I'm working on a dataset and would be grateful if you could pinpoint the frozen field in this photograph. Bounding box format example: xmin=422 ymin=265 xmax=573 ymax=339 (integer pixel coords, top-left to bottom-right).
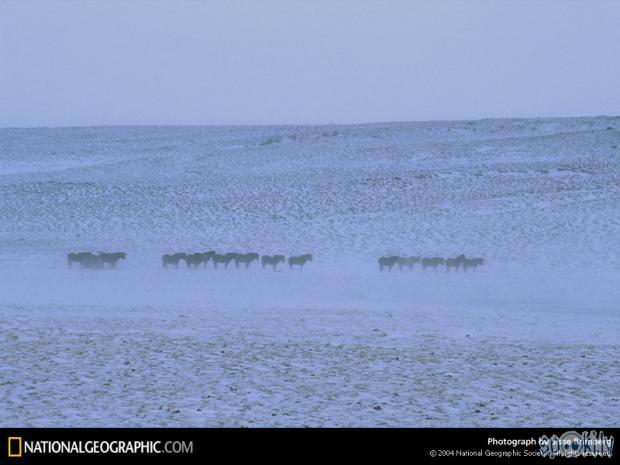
xmin=1 ymin=117 xmax=619 ymax=426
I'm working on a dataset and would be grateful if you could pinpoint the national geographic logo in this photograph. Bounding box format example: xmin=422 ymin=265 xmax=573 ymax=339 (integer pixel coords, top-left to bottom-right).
xmin=4 ymin=436 xmax=193 ymax=457
xmin=8 ymin=436 xmax=23 ymax=458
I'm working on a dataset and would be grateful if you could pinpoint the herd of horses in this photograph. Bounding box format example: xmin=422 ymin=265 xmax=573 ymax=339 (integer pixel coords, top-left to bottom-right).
xmin=162 ymin=252 xmax=313 ymax=270
xmin=66 ymin=251 xmax=485 ymax=272
xmin=378 ymin=254 xmax=484 ymax=272
xmin=65 ymin=251 xmax=312 ymax=270
xmin=67 ymin=251 xmax=126 ymax=269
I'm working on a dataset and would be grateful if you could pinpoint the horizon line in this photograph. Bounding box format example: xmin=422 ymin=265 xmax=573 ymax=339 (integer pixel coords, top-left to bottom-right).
xmin=2 ymin=113 xmax=619 ymax=131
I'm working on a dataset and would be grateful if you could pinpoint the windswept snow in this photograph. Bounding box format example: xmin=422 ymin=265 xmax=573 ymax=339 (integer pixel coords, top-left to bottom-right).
xmin=1 ymin=117 xmax=619 ymax=426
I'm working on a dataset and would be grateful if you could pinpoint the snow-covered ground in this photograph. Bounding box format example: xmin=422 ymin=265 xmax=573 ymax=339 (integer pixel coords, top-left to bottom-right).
xmin=1 ymin=117 xmax=619 ymax=426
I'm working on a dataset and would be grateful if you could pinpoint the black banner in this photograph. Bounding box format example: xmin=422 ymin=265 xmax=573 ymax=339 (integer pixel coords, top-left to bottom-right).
xmin=0 ymin=428 xmax=616 ymax=464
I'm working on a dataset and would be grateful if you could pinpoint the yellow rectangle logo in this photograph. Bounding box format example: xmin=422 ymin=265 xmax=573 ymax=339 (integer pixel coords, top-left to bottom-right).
xmin=8 ymin=436 xmax=23 ymax=458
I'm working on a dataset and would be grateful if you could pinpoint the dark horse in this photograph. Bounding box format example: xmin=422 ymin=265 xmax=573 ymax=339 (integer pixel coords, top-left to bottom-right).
xmin=445 ymin=254 xmax=465 ymax=272
xmin=462 ymin=257 xmax=484 ymax=272
xmin=261 ymin=255 xmax=285 ymax=270
xmin=67 ymin=252 xmax=93 ymax=267
xmin=81 ymin=254 xmax=104 ymax=269
xmin=397 ymin=256 xmax=420 ymax=271
xmin=185 ymin=253 xmax=205 ymax=268
xmin=201 ymin=250 xmax=216 ymax=267
xmin=234 ymin=252 xmax=260 ymax=269
xmin=99 ymin=252 xmax=126 ymax=268
xmin=162 ymin=253 xmax=186 ymax=268
xmin=288 ymin=254 xmax=312 ymax=270
xmin=378 ymin=256 xmax=399 ymax=271
xmin=422 ymin=257 xmax=445 ymax=271
xmin=212 ymin=252 xmax=236 ymax=269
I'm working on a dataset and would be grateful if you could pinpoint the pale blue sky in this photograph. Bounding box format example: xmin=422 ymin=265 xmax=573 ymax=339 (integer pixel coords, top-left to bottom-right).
xmin=1 ymin=0 xmax=619 ymax=127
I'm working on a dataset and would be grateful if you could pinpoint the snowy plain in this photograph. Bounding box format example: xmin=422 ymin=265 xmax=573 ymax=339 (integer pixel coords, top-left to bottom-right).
xmin=0 ymin=117 xmax=619 ymax=426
